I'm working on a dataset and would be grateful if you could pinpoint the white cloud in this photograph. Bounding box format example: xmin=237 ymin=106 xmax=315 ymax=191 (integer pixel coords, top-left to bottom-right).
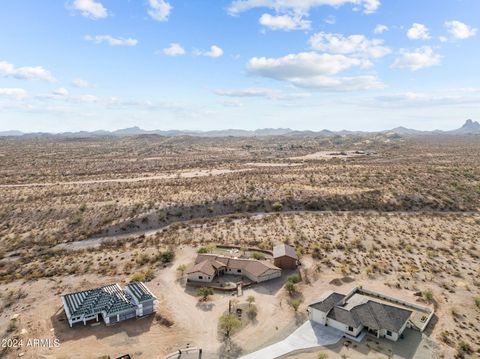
xmin=0 ymin=88 xmax=27 ymax=100
xmin=220 ymin=99 xmax=243 ymax=107
xmin=53 ymin=88 xmax=69 ymax=97
xmin=72 ymin=79 xmax=91 ymax=88
xmin=374 ymin=24 xmax=388 ymax=34
xmin=0 ymin=61 xmax=56 ymax=82
xmin=287 ymin=75 xmax=383 ymax=91
xmin=439 ymin=36 xmax=448 ymax=43
xmin=324 ymin=15 xmax=336 ymax=25
xmin=194 ymin=45 xmax=224 ymax=58
xmin=148 ymin=0 xmax=172 ymax=22
xmin=163 ymin=43 xmax=186 ymax=56
xmin=228 ymin=0 xmax=380 ymax=16
xmin=407 ymin=23 xmax=430 ymax=40
xmin=214 ymin=87 xmax=310 ymax=100
xmin=247 ymin=52 xmax=381 ymax=91
xmin=76 ymin=94 xmax=98 ymax=103
xmin=259 ymin=13 xmax=311 ymax=31
xmin=445 ymin=20 xmax=477 ymax=40
xmin=368 ymin=89 xmax=480 ymax=108
xmin=71 ymin=0 xmax=108 ymax=19
xmin=84 ymin=35 xmax=138 ymax=46
xmin=309 ymin=32 xmax=391 ymax=58
xmin=391 ymin=46 xmax=441 ymax=71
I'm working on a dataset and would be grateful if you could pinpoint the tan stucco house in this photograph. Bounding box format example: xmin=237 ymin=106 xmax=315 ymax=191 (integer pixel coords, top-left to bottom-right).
xmin=186 ymin=254 xmax=281 ymax=283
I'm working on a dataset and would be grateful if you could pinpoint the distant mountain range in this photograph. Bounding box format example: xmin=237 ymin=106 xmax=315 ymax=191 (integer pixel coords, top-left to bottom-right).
xmin=1 ymin=120 xmax=479 ymax=139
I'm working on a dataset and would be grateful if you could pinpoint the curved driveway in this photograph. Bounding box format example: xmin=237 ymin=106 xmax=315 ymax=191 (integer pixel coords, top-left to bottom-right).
xmin=239 ymin=320 xmax=343 ymax=359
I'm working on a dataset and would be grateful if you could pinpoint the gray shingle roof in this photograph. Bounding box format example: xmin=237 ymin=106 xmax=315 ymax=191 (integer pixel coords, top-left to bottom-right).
xmin=273 ymin=244 xmax=297 ymax=259
xmin=353 ymin=301 xmax=412 ymax=332
xmin=327 ymin=307 xmax=360 ymax=327
xmin=309 ymin=292 xmax=346 ymax=313
xmin=310 ymin=291 xmax=412 ymax=333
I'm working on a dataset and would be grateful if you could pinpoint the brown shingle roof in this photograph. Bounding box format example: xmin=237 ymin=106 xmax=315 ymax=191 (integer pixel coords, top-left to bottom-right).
xmin=188 ymin=254 xmax=280 ymax=278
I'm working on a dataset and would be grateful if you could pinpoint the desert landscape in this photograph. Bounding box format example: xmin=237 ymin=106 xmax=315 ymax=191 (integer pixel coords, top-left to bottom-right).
xmin=0 ymin=133 xmax=479 ymax=359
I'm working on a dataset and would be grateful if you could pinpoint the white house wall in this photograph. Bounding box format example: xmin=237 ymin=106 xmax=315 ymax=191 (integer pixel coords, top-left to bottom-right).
xmin=309 ymin=308 xmax=327 ymax=325
xmin=256 ymin=269 xmax=281 ymax=282
xmin=187 ymin=272 xmax=214 ymax=282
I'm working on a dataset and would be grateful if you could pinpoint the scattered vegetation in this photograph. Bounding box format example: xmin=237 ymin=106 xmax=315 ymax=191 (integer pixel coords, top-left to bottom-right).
xmin=197 ymin=287 xmax=214 ymax=301
xmin=218 ymin=313 xmax=242 ymax=339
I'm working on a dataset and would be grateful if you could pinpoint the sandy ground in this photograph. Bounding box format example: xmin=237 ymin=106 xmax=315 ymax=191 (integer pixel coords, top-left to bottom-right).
xmin=0 ymin=247 xmax=298 ymax=359
xmin=0 ymin=168 xmax=250 ymax=188
xmin=0 ymin=244 xmax=464 ymax=359
xmin=289 ymin=151 xmax=368 ymax=161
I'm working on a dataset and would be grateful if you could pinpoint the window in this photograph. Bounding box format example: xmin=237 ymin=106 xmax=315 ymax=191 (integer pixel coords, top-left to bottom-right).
xmin=386 ymin=330 xmax=392 ymax=336
xmin=237 ymin=269 xmax=241 ymax=273
xmin=199 ymin=276 xmax=203 ymax=279
xmin=348 ymin=326 xmax=354 ymax=332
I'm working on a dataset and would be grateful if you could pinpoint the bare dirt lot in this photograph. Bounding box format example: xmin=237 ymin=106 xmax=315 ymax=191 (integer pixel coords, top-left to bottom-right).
xmin=1 ymin=134 xmax=479 ymax=358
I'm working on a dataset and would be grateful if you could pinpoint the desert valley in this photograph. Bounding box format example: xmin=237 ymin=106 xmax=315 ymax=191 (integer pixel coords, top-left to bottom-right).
xmin=0 ymin=128 xmax=479 ymax=359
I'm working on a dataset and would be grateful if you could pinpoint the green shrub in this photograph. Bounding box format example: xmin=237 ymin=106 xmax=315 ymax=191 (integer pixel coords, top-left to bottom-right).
xmin=251 ymin=252 xmax=265 ymax=260
xmin=285 ymin=282 xmax=296 ymax=296
xmin=272 ymin=202 xmax=283 ymax=212
xmin=197 ymin=287 xmax=214 ymax=301
xmin=159 ymin=250 xmax=175 ymax=263
xmin=287 ymin=274 xmax=300 ymax=284
xmin=289 ymin=298 xmax=302 ymax=312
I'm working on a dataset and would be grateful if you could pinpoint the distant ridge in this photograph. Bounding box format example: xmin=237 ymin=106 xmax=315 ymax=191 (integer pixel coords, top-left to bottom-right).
xmin=1 ymin=120 xmax=479 ymax=138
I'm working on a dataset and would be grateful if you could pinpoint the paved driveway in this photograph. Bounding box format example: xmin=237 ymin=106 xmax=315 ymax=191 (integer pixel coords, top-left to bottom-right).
xmin=240 ymin=321 xmax=343 ymax=359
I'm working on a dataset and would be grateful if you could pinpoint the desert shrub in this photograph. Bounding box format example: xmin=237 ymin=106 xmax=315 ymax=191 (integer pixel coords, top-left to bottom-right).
xmin=285 ymin=282 xmax=296 ymax=296
xmin=130 ymin=268 xmax=155 ymax=282
xmin=218 ymin=313 xmax=241 ymax=338
xmin=272 ymin=202 xmax=283 ymax=212
xmin=287 ymin=274 xmax=300 ymax=284
xmin=423 ymin=289 xmax=433 ymax=302
xmin=159 ymin=250 xmax=175 ymax=263
xmin=197 ymin=245 xmax=215 ymax=254
xmin=251 ymin=252 xmax=265 ymax=260
xmin=176 ymin=264 xmax=187 ymax=276
xmin=197 ymin=287 xmax=214 ymax=301
xmin=474 ymin=296 xmax=480 ymax=308
xmin=130 ymin=271 xmax=146 ymax=282
xmin=289 ymin=298 xmax=302 ymax=312
xmin=247 ymin=304 xmax=258 ymax=319
xmin=135 ymin=252 xmax=150 ymax=266
xmin=456 ymin=341 xmax=472 ymax=358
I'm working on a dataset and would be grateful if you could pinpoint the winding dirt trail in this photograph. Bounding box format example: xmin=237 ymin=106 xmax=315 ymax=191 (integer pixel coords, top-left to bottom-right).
xmin=52 ymin=210 xmax=479 ymax=252
xmin=0 ymin=168 xmax=251 ymax=188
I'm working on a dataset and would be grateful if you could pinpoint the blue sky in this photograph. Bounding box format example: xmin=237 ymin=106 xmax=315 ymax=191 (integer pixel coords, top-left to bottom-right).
xmin=0 ymin=0 xmax=479 ymax=132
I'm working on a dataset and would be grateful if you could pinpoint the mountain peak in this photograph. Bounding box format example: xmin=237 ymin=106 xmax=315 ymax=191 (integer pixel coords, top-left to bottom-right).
xmin=462 ymin=119 xmax=479 ymax=127
xmin=455 ymin=119 xmax=480 ymax=133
